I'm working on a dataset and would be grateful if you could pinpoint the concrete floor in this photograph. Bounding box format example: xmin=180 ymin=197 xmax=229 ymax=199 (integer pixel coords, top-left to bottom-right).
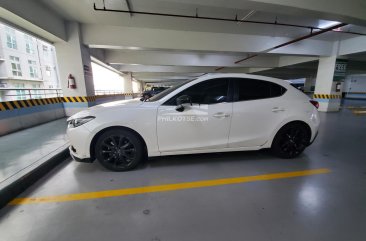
xmin=0 ymin=104 xmax=366 ymax=241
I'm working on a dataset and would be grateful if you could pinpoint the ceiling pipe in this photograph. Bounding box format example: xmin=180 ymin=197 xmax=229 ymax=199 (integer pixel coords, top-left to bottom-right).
xmin=93 ymin=3 xmax=365 ymax=36
xmin=125 ymin=0 xmax=133 ymax=17
xmin=237 ymin=10 xmax=256 ymax=25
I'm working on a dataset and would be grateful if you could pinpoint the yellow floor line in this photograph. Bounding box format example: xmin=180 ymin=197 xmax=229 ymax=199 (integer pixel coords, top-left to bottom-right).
xmin=352 ymin=110 xmax=366 ymax=115
xmin=9 ymin=168 xmax=330 ymax=205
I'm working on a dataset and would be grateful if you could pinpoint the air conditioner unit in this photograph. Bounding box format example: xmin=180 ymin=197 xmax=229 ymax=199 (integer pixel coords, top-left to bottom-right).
xmin=0 ymin=80 xmax=8 ymax=88
xmin=0 ymin=81 xmax=7 ymax=88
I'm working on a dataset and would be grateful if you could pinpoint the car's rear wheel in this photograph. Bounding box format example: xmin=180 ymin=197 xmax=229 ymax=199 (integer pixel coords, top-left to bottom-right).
xmin=271 ymin=122 xmax=311 ymax=158
xmin=95 ymin=129 xmax=144 ymax=171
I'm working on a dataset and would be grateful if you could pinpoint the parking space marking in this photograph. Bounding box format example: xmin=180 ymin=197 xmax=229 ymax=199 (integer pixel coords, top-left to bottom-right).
xmin=9 ymin=168 xmax=330 ymax=205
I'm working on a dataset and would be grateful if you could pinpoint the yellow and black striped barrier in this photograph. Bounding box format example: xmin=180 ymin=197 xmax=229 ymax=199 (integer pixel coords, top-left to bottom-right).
xmin=0 ymin=97 xmax=62 ymax=111
xmin=61 ymin=96 xmax=96 ymax=103
xmin=0 ymin=93 xmax=137 ymax=111
xmin=313 ymin=94 xmax=342 ymax=99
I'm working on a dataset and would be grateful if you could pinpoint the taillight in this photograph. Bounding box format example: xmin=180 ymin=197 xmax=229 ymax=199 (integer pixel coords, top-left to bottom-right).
xmin=310 ymin=100 xmax=319 ymax=109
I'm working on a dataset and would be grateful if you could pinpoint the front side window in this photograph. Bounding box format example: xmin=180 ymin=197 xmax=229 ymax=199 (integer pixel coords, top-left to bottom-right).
xmin=6 ymin=27 xmax=17 ymax=49
xmin=164 ymin=78 xmax=229 ymax=105
xmin=28 ymin=60 xmax=38 ymax=78
xmin=235 ymin=78 xmax=286 ymax=101
xmin=10 ymin=56 xmax=22 ymax=77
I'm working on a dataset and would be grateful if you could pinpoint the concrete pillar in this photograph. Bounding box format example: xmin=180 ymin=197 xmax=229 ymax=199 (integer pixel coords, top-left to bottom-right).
xmin=124 ymin=74 xmax=133 ymax=99
xmin=314 ymin=56 xmax=342 ymax=112
xmin=54 ymin=22 xmax=95 ymax=115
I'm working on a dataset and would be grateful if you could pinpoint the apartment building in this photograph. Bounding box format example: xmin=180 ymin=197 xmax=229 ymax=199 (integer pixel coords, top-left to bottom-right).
xmin=0 ymin=22 xmax=60 ymax=101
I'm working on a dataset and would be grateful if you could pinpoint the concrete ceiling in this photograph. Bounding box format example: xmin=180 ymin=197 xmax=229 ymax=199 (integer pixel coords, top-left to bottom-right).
xmin=3 ymin=0 xmax=366 ymax=85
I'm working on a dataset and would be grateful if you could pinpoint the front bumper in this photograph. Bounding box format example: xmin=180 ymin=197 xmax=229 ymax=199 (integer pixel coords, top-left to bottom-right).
xmin=67 ymin=124 xmax=92 ymax=160
xmin=308 ymin=131 xmax=318 ymax=146
xmin=69 ymin=146 xmax=93 ymax=163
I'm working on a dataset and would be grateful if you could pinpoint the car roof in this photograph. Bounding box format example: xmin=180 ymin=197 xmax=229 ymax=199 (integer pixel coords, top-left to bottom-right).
xmin=196 ymin=73 xmax=289 ymax=86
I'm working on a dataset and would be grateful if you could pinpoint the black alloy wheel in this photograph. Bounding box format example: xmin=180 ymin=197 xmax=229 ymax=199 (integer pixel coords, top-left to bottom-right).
xmin=271 ymin=123 xmax=310 ymax=158
xmin=95 ymin=129 xmax=144 ymax=171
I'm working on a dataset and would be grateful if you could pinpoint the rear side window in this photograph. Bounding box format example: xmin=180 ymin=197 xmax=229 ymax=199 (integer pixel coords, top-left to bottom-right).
xmin=235 ymin=78 xmax=286 ymax=101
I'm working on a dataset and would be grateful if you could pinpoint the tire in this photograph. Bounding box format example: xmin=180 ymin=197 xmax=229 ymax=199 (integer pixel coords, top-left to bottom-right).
xmin=271 ymin=122 xmax=311 ymax=159
xmin=95 ymin=129 xmax=145 ymax=171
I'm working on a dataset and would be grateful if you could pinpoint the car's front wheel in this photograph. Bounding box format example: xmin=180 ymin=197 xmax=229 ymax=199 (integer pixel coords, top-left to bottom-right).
xmin=271 ymin=122 xmax=311 ymax=158
xmin=95 ymin=129 xmax=145 ymax=171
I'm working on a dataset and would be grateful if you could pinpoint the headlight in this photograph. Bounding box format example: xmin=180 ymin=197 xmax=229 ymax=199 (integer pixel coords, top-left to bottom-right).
xmin=68 ymin=116 xmax=95 ymax=128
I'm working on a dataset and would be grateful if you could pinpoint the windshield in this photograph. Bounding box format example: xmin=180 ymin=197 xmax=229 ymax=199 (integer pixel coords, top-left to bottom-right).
xmin=146 ymin=79 xmax=194 ymax=102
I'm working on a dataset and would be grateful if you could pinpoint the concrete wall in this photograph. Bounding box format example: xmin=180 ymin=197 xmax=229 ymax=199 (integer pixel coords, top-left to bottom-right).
xmin=0 ymin=92 xmax=141 ymax=136
xmin=63 ymin=93 xmax=141 ymax=117
xmin=0 ymin=103 xmax=65 ymax=136
xmin=344 ymin=74 xmax=366 ymax=99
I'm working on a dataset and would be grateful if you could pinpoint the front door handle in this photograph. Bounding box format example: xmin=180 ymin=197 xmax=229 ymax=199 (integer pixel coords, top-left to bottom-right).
xmin=213 ymin=112 xmax=230 ymax=118
xmin=272 ymin=107 xmax=285 ymax=112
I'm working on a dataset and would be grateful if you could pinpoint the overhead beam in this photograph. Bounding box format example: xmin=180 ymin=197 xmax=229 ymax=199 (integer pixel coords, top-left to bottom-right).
xmin=278 ymin=56 xmax=318 ymax=67
xmin=83 ymin=24 xmax=334 ymax=56
xmin=248 ymin=55 xmax=319 ymax=77
xmin=115 ymin=65 xmax=250 ymax=73
xmin=0 ymin=0 xmax=66 ymax=42
xmin=246 ymin=0 xmax=366 ymax=26
xmin=105 ymin=50 xmax=279 ymax=67
xmin=338 ymin=36 xmax=366 ymax=56
xmin=163 ymin=0 xmax=366 ymax=26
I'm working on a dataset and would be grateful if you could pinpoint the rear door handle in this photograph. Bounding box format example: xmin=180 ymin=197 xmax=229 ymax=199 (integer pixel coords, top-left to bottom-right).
xmin=213 ymin=112 xmax=230 ymax=118
xmin=272 ymin=107 xmax=285 ymax=112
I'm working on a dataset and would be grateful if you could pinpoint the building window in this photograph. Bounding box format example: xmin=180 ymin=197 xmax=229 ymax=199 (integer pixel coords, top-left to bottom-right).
xmin=43 ymin=45 xmax=48 ymax=56
xmin=10 ymin=56 xmax=22 ymax=77
xmin=15 ymin=83 xmax=26 ymax=100
xmin=6 ymin=27 xmax=17 ymax=49
xmin=45 ymin=66 xmax=51 ymax=76
xmin=25 ymin=35 xmax=35 ymax=54
xmin=28 ymin=60 xmax=38 ymax=78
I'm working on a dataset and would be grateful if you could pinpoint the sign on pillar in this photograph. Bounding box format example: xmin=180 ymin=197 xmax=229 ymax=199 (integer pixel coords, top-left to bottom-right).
xmin=333 ymin=59 xmax=348 ymax=82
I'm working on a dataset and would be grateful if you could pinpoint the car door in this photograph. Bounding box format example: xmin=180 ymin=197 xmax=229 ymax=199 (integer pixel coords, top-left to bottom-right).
xmin=228 ymin=78 xmax=288 ymax=147
xmin=157 ymin=78 xmax=233 ymax=153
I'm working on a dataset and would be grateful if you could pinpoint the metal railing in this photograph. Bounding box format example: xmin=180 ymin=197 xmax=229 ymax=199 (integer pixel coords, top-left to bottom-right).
xmin=0 ymin=88 xmax=63 ymax=102
xmin=94 ymin=90 xmax=127 ymax=95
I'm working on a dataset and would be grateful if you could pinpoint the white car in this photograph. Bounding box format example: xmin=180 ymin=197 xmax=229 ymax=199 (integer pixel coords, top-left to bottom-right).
xmin=67 ymin=74 xmax=320 ymax=171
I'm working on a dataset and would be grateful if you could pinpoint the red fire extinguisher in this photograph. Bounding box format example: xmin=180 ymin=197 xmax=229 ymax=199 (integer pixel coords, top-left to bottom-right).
xmin=68 ymin=74 xmax=76 ymax=89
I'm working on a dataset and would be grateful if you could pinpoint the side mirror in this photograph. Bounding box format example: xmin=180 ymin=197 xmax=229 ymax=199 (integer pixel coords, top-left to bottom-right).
xmin=175 ymin=95 xmax=192 ymax=112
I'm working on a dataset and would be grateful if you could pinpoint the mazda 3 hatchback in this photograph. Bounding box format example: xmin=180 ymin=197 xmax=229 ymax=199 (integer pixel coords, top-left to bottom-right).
xmin=67 ymin=74 xmax=320 ymax=171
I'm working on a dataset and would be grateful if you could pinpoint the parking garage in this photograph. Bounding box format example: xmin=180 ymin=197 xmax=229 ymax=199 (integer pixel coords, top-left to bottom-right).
xmin=0 ymin=0 xmax=366 ymax=240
